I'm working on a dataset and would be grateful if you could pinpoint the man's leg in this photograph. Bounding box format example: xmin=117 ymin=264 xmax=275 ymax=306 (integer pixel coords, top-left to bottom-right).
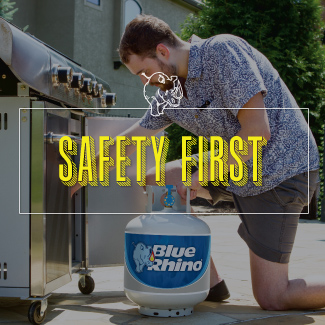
xmin=146 ymin=161 xmax=223 ymax=289
xmin=250 ymin=249 xmax=325 ymax=310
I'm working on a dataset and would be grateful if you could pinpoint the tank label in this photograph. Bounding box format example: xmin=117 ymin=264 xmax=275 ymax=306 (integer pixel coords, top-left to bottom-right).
xmin=125 ymin=233 xmax=210 ymax=289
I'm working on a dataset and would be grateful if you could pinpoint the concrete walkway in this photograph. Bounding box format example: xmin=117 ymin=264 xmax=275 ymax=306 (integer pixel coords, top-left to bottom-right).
xmin=1 ymin=214 xmax=325 ymax=324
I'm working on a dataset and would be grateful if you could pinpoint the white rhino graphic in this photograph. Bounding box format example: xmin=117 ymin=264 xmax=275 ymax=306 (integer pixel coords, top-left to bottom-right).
xmin=142 ymin=72 xmax=183 ymax=116
xmin=132 ymin=242 xmax=153 ymax=273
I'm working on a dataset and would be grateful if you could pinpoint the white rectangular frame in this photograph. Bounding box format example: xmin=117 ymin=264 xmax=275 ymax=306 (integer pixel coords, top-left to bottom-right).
xmin=19 ymin=107 xmax=311 ymax=215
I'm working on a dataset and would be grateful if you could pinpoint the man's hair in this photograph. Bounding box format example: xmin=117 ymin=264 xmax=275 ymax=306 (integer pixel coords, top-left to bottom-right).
xmin=119 ymin=15 xmax=181 ymax=64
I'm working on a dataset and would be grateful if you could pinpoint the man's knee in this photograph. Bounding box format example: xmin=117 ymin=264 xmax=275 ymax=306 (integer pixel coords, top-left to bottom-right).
xmin=252 ymin=275 xmax=289 ymax=310
xmin=254 ymin=290 xmax=288 ymax=311
xmin=250 ymin=250 xmax=289 ymax=311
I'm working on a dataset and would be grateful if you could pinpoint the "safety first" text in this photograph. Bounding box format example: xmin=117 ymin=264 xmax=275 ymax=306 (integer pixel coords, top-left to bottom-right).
xmin=58 ymin=135 xmax=267 ymax=187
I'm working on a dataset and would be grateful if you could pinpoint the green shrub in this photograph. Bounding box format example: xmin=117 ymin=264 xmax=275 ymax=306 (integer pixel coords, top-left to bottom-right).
xmin=0 ymin=0 xmax=18 ymax=21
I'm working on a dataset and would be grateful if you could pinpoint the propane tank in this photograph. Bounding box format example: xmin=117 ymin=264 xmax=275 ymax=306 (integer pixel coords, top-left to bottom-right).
xmin=124 ymin=185 xmax=210 ymax=317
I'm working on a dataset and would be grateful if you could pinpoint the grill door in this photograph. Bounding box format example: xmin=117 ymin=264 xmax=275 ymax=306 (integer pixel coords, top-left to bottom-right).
xmin=45 ymin=111 xmax=71 ymax=282
xmin=86 ymin=116 xmax=162 ymax=266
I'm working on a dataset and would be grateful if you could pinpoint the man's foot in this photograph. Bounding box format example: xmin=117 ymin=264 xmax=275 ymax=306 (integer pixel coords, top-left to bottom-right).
xmin=205 ymin=280 xmax=230 ymax=302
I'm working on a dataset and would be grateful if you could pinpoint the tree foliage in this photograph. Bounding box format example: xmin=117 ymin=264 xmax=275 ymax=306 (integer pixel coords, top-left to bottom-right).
xmin=165 ymin=125 xmax=199 ymax=162
xmin=0 ymin=0 xmax=18 ymax=21
xmin=167 ymin=0 xmax=325 ymax=162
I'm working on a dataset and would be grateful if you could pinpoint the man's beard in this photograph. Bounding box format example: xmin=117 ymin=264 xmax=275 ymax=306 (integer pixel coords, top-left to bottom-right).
xmin=154 ymin=59 xmax=177 ymax=92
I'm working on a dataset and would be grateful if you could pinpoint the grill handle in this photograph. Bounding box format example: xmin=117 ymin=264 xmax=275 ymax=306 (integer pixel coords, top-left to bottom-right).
xmin=45 ymin=132 xmax=82 ymax=144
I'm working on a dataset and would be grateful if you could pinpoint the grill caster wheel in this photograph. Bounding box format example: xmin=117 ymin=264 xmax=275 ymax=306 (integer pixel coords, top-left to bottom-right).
xmin=78 ymin=275 xmax=95 ymax=294
xmin=28 ymin=301 xmax=47 ymax=325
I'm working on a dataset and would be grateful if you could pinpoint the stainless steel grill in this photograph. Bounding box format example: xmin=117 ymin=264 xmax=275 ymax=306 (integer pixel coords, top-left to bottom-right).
xmin=0 ymin=17 xmax=117 ymax=324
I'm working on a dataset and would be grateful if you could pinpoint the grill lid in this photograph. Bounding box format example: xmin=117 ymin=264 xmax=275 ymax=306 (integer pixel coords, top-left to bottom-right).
xmin=0 ymin=17 xmax=116 ymax=110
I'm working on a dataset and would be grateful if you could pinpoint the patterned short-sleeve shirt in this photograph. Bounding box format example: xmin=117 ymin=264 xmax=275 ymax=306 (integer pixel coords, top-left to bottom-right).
xmin=139 ymin=34 xmax=319 ymax=197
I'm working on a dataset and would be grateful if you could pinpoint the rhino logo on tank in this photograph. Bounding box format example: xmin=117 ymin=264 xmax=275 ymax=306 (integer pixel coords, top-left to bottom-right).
xmin=132 ymin=242 xmax=154 ymax=273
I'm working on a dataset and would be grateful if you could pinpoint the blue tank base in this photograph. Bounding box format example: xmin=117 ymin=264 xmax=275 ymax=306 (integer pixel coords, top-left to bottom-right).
xmin=139 ymin=306 xmax=193 ymax=317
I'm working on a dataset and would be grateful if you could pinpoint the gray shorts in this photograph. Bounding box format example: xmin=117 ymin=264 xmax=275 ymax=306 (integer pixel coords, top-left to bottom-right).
xmin=190 ymin=159 xmax=320 ymax=263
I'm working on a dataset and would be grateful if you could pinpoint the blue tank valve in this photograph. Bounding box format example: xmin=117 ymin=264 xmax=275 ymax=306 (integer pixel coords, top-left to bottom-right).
xmin=163 ymin=185 xmax=175 ymax=207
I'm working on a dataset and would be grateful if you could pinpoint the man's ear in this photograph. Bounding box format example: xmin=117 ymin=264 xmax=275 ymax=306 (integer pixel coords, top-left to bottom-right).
xmin=156 ymin=43 xmax=170 ymax=61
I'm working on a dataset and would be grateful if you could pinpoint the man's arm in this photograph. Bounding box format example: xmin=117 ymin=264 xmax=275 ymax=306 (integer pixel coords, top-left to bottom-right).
xmin=71 ymin=120 xmax=166 ymax=196
xmin=231 ymin=92 xmax=271 ymax=166
xmin=177 ymin=92 xmax=271 ymax=200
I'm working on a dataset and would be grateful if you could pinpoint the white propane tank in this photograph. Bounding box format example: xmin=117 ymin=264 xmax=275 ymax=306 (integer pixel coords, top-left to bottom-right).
xmin=124 ymin=185 xmax=211 ymax=317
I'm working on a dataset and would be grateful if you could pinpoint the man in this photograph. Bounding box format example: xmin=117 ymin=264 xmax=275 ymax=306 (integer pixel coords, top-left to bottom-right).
xmin=75 ymin=14 xmax=324 ymax=310
xmin=117 ymin=14 xmax=325 ymax=310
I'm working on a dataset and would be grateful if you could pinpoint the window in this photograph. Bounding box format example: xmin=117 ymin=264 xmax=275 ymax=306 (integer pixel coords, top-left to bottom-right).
xmin=112 ymin=0 xmax=142 ymax=67
xmin=124 ymin=0 xmax=142 ymax=29
xmin=84 ymin=0 xmax=102 ymax=10
xmin=87 ymin=0 xmax=100 ymax=5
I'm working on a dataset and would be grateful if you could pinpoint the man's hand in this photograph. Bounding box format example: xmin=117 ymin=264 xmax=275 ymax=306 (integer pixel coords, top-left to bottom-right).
xmin=70 ymin=183 xmax=81 ymax=198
